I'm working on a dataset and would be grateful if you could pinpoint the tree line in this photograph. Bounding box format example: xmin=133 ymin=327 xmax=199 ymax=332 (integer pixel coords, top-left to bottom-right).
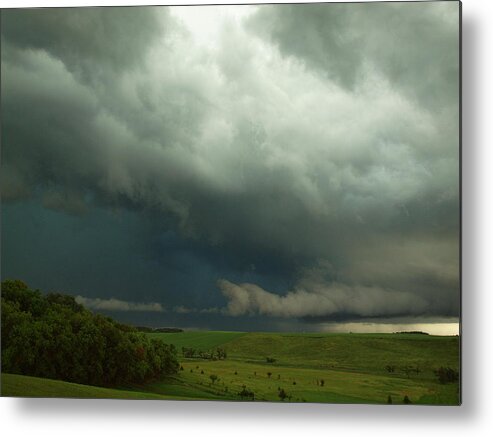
xmin=181 ymin=347 xmax=227 ymax=360
xmin=136 ymin=326 xmax=183 ymax=333
xmin=1 ymin=279 xmax=179 ymax=387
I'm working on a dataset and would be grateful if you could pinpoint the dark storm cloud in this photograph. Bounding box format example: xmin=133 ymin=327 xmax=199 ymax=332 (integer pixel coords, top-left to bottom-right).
xmin=0 ymin=4 xmax=460 ymax=325
xmin=75 ymin=295 xmax=164 ymax=312
xmin=1 ymin=7 xmax=165 ymax=73
xmin=1 ymin=201 xmax=298 ymax=312
xmin=249 ymin=2 xmax=459 ymax=110
xmin=218 ymin=279 xmax=428 ymax=319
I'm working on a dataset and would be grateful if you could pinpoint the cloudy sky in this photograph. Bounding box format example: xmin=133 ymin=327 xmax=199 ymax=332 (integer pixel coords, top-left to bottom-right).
xmin=1 ymin=2 xmax=460 ymax=334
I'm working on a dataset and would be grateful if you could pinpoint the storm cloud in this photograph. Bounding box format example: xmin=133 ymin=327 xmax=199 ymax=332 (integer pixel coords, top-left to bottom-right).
xmin=250 ymin=2 xmax=459 ymax=110
xmin=1 ymin=3 xmax=460 ymax=330
xmin=218 ymin=279 xmax=428 ymax=319
xmin=75 ymin=296 xmax=164 ymax=312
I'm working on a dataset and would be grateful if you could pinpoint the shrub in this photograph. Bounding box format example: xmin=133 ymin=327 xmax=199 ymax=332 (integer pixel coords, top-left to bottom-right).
xmin=402 ymin=366 xmax=416 ymax=378
xmin=209 ymin=374 xmax=218 ymax=384
xmin=238 ymin=385 xmax=255 ymax=400
xmin=434 ymin=367 xmax=459 ymax=384
xmin=278 ymin=388 xmax=288 ymax=401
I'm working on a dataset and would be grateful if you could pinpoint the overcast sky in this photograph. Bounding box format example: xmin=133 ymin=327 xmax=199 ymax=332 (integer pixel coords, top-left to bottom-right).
xmin=1 ymin=2 xmax=460 ymax=334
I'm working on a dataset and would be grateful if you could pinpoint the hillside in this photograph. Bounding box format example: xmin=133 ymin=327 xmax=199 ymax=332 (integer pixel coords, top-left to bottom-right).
xmin=2 ymin=331 xmax=460 ymax=404
xmin=0 ymin=373 xmax=191 ymax=400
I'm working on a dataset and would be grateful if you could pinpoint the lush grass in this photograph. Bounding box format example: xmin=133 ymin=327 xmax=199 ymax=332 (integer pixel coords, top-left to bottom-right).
xmin=133 ymin=377 xmax=232 ymax=400
xmin=146 ymin=330 xmax=246 ymax=351
xmin=2 ymin=332 xmax=460 ymax=404
xmin=415 ymin=383 xmax=461 ymax=405
xmin=1 ymin=373 xmax=193 ymax=400
xmin=222 ymin=332 xmax=460 ymax=375
xmin=168 ymin=359 xmax=454 ymax=404
xmin=144 ymin=331 xmax=460 ymax=405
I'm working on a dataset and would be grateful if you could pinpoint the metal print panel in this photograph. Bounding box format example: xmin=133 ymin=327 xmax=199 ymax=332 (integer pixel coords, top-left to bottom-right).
xmin=0 ymin=1 xmax=461 ymax=405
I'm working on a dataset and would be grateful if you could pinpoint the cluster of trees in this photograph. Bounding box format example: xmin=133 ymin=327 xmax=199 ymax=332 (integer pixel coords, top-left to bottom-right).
xmin=181 ymin=347 xmax=227 ymax=360
xmin=385 ymin=363 xmax=459 ymax=384
xmin=136 ymin=326 xmax=183 ymax=333
xmin=278 ymin=388 xmax=292 ymax=401
xmin=238 ymin=385 xmax=255 ymax=400
xmin=1 ymin=280 xmax=179 ymax=387
xmin=394 ymin=331 xmax=429 ymax=335
xmin=434 ymin=367 xmax=459 ymax=384
xmin=385 ymin=364 xmax=396 ymax=373
xmin=403 ymin=365 xmax=421 ymax=378
xmin=387 ymin=395 xmax=412 ymax=404
xmin=385 ymin=364 xmax=421 ymax=377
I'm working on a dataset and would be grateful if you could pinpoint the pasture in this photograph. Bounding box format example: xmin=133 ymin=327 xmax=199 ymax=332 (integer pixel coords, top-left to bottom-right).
xmin=0 ymin=373 xmax=192 ymax=400
xmin=146 ymin=331 xmax=246 ymax=351
xmin=1 ymin=331 xmax=460 ymax=404
xmin=146 ymin=331 xmax=460 ymax=404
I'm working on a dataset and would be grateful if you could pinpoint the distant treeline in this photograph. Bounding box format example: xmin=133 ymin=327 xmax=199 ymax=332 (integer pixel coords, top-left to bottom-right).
xmin=1 ymin=280 xmax=179 ymax=387
xmin=136 ymin=326 xmax=184 ymax=333
xmin=394 ymin=331 xmax=430 ymax=335
xmin=182 ymin=347 xmax=227 ymax=360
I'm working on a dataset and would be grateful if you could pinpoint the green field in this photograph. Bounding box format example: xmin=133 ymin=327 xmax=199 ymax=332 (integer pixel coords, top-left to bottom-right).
xmin=1 ymin=331 xmax=460 ymax=404
xmin=0 ymin=373 xmax=195 ymax=400
xmin=146 ymin=330 xmax=246 ymax=351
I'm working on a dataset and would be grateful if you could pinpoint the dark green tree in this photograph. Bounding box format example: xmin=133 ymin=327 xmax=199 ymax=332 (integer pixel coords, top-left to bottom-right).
xmin=278 ymin=388 xmax=288 ymax=401
xmin=1 ymin=280 xmax=179 ymax=387
xmin=238 ymin=385 xmax=255 ymax=400
xmin=434 ymin=367 xmax=459 ymax=384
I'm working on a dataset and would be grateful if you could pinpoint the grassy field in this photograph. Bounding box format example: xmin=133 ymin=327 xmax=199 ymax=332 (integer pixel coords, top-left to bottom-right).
xmin=0 ymin=373 xmax=194 ymax=400
xmin=221 ymin=332 xmax=460 ymax=373
xmin=1 ymin=331 xmax=460 ymax=404
xmin=146 ymin=330 xmax=246 ymax=351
